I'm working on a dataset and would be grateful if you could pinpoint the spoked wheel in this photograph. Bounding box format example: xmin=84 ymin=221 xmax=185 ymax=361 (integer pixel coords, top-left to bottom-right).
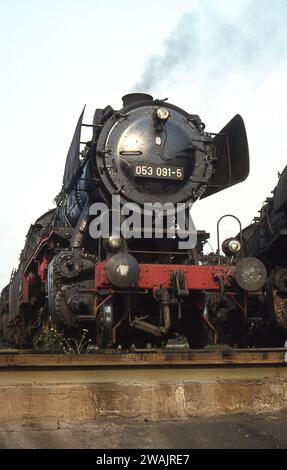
xmin=96 ymin=301 xmax=114 ymax=348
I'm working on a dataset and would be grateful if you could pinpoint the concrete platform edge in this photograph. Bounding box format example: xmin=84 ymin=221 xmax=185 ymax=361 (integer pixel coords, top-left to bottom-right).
xmin=0 ymin=378 xmax=287 ymax=421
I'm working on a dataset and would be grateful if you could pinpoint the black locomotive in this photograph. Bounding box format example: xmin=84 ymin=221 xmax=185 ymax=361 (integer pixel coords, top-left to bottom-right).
xmin=240 ymin=166 xmax=287 ymax=345
xmin=0 ymin=93 xmax=271 ymax=349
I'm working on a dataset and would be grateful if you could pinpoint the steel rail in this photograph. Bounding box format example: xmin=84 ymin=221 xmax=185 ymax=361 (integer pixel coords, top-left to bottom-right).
xmin=0 ymin=348 xmax=286 ymax=368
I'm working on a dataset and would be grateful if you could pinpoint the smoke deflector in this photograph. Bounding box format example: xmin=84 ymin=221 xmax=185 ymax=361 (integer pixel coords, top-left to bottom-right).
xmin=201 ymin=114 xmax=249 ymax=198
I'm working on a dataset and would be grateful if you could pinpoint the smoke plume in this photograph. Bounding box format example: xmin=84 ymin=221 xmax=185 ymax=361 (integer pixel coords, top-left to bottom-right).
xmin=133 ymin=0 xmax=287 ymax=93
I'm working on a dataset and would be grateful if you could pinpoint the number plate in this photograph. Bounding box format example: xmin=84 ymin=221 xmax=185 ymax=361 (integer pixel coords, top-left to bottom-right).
xmin=134 ymin=164 xmax=184 ymax=180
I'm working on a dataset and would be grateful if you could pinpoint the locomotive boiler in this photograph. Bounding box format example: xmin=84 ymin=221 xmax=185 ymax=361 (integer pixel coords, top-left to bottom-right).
xmin=0 ymin=93 xmax=268 ymax=349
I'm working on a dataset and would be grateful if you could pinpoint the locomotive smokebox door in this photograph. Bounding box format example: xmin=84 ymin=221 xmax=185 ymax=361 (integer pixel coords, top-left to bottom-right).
xmin=94 ymin=98 xmax=214 ymax=206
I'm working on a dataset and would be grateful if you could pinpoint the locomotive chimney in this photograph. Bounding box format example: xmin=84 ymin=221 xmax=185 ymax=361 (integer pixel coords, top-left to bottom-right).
xmin=122 ymin=93 xmax=153 ymax=107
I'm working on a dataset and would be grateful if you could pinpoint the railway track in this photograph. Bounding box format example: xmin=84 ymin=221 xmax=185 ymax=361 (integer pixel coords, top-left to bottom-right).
xmin=0 ymin=347 xmax=286 ymax=368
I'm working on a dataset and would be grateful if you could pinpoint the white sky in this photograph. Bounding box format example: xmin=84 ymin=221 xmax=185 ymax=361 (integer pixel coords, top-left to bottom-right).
xmin=0 ymin=0 xmax=287 ymax=289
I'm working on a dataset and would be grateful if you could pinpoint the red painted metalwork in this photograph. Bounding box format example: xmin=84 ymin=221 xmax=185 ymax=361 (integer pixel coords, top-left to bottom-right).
xmin=24 ymin=235 xmax=51 ymax=275
xmin=37 ymin=254 xmax=52 ymax=282
xmin=24 ymin=230 xmax=69 ymax=277
xmin=26 ymin=272 xmax=37 ymax=285
xmin=226 ymin=292 xmax=247 ymax=320
xmin=95 ymin=262 xmax=236 ymax=291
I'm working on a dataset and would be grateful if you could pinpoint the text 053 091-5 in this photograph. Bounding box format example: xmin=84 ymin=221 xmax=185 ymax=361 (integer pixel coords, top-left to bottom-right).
xmin=134 ymin=165 xmax=184 ymax=180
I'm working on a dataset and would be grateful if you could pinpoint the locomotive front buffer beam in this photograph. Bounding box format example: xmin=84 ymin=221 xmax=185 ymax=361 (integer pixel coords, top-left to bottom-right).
xmin=93 ymin=258 xmax=267 ymax=345
xmin=95 ymin=262 xmax=236 ymax=293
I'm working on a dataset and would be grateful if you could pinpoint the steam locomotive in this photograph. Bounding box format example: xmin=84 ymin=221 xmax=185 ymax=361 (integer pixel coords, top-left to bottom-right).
xmin=240 ymin=166 xmax=287 ymax=345
xmin=0 ymin=93 xmax=271 ymax=349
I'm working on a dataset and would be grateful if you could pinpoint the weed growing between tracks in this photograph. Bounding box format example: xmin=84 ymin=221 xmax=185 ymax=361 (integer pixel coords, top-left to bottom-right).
xmin=61 ymin=329 xmax=92 ymax=355
xmin=32 ymin=326 xmax=92 ymax=355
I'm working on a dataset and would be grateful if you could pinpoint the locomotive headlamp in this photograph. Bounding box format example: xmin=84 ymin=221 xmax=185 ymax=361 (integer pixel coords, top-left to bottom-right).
xmin=222 ymin=237 xmax=241 ymax=256
xmin=156 ymin=107 xmax=170 ymax=121
xmin=107 ymin=236 xmax=122 ymax=251
xmin=228 ymin=239 xmax=241 ymax=253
